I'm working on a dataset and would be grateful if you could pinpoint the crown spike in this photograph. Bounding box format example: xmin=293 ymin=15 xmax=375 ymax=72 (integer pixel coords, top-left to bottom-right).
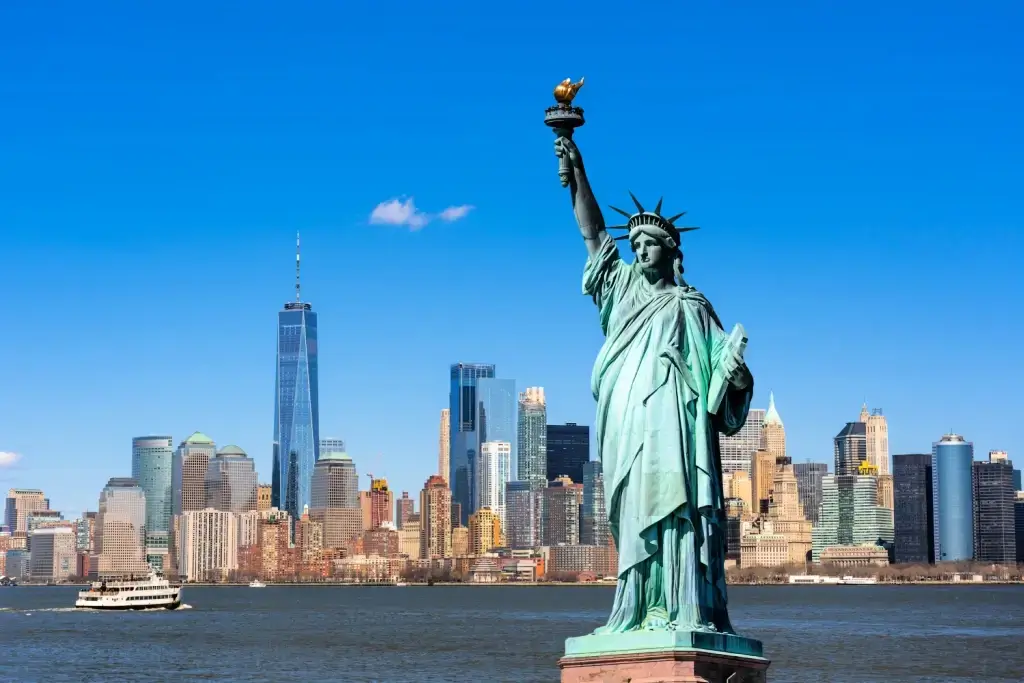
xmin=612 ymin=234 xmax=631 ymax=241
xmin=608 ymin=205 xmax=633 ymax=219
xmin=628 ymin=191 xmax=645 ymax=214
xmin=606 ymin=225 xmax=629 ymax=231
xmin=666 ymin=211 xmax=687 ymax=224
xmin=677 ymin=226 xmax=700 ymax=233
xmin=654 ymin=197 xmax=664 ymax=215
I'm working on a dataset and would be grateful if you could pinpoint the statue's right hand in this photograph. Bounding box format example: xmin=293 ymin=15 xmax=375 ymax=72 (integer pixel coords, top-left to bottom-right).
xmin=554 ymin=136 xmax=582 ymax=169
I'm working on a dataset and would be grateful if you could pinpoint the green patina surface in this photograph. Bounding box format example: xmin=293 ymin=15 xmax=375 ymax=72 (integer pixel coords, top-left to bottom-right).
xmin=564 ymin=630 xmax=765 ymax=660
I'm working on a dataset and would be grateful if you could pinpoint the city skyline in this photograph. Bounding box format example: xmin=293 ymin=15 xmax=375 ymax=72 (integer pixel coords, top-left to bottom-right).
xmin=2 ymin=3 xmax=1022 ymax=515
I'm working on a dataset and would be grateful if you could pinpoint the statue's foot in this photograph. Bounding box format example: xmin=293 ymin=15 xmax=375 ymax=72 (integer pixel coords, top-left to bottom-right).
xmin=642 ymin=616 xmax=669 ymax=631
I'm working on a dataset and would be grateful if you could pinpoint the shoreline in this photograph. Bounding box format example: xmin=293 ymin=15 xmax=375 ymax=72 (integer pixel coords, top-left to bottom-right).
xmin=14 ymin=580 xmax=1023 ymax=588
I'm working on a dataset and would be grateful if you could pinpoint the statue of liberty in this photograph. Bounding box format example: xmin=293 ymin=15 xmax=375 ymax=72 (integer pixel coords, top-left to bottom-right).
xmin=553 ymin=134 xmax=754 ymax=635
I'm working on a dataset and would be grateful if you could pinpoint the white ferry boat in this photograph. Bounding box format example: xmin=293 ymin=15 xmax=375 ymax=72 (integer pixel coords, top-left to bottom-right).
xmin=839 ymin=576 xmax=878 ymax=585
xmin=248 ymin=580 xmax=266 ymax=588
xmin=75 ymin=572 xmax=182 ymax=610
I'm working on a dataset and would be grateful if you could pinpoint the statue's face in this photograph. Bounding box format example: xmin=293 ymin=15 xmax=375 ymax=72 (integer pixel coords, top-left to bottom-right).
xmin=632 ymin=234 xmax=669 ymax=271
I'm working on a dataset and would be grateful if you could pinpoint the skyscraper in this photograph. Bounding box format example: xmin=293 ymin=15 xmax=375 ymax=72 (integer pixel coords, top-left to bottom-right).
xmin=477 ymin=378 xmax=517 ymax=477
xmin=893 ymin=453 xmax=934 ymax=564
xmin=478 ymin=441 xmax=512 ymax=535
xmin=4 ymin=489 xmax=48 ymax=534
xmin=309 ymin=450 xmax=361 ymax=551
xmin=395 ymin=492 xmax=415 ymax=529
xmin=438 ymin=409 xmax=450 ymax=483
xmin=205 ymin=445 xmax=258 ymax=513
xmin=131 ymin=436 xmax=173 ymax=571
xmin=420 ymin=475 xmax=452 ymax=559
xmin=517 ymin=387 xmax=548 ymax=490
xmin=93 ymin=478 xmax=149 ymax=578
xmin=834 ymin=422 xmax=867 ymax=476
xmin=761 ymin=392 xmax=785 ymax=462
xmin=811 ymin=473 xmax=893 ymax=562
xmin=546 ymin=423 xmax=589 ymax=484
xmin=542 ymin=476 xmax=583 ymax=546
xmin=582 ymin=460 xmax=609 ymax=547
xmin=504 ymin=481 xmax=540 ymax=549
xmin=859 ymin=404 xmax=890 ymax=475
xmin=752 ymin=449 xmax=775 ymax=515
xmin=972 ymin=455 xmax=1016 ymax=564
xmin=449 ymin=362 xmax=496 ymax=524
xmin=172 ymin=432 xmax=216 ymax=516
xmin=718 ymin=408 xmax=765 ymax=475
xmin=932 ymin=433 xmax=974 ymax=562
xmin=793 ymin=462 xmax=828 ymax=525
xmin=273 ymin=234 xmax=320 ymax=520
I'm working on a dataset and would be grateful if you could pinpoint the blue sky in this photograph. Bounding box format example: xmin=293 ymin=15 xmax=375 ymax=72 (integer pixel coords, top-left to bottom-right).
xmin=1 ymin=1 xmax=1021 ymax=515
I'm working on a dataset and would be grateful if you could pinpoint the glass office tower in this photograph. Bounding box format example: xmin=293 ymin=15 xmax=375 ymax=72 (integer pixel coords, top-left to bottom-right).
xmin=449 ymin=362 xmax=496 ymax=524
xmin=131 ymin=436 xmax=173 ymax=571
xmin=272 ymin=240 xmax=320 ymax=520
xmin=932 ymin=433 xmax=974 ymax=562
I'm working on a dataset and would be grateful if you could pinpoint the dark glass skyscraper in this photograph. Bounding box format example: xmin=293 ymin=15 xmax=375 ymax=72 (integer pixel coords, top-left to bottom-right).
xmin=893 ymin=453 xmax=934 ymax=564
xmin=546 ymin=423 xmax=590 ymax=484
xmin=834 ymin=422 xmax=867 ymax=475
xmin=449 ymin=362 xmax=496 ymax=524
xmin=793 ymin=462 xmax=829 ymax=525
xmin=972 ymin=458 xmax=1016 ymax=563
xmin=272 ymin=235 xmax=320 ymax=519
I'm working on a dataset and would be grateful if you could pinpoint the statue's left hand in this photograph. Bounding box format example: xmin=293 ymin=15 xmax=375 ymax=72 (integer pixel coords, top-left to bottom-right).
xmin=718 ymin=346 xmax=751 ymax=390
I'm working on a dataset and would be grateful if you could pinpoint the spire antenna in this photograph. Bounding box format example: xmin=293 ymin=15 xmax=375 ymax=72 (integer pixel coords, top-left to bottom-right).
xmin=295 ymin=231 xmax=301 ymax=302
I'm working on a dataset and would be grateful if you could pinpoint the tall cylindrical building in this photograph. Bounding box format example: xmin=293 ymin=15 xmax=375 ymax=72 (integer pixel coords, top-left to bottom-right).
xmin=932 ymin=433 xmax=974 ymax=562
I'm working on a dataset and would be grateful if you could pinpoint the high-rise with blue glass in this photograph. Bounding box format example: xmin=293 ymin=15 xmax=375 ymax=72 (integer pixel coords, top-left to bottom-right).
xmin=273 ymin=234 xmax=320 ymax=520
xmin=477 ymin=377 xmax=517 ymax=475
xmin=132 ymin=436 xmax=173 ymax=571
xmin=932 ymin=433 xmax=974 ymax=562
xmin=449 ymin=362 xmax=496 ymax=525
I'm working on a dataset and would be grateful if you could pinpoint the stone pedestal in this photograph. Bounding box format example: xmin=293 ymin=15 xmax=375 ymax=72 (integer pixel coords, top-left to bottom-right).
xmin=559 ymin=631 xmax=769 ymax=683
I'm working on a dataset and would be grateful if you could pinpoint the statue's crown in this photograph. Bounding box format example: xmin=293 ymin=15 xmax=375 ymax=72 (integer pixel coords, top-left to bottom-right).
xmin=607 ymin=193 xmax=699 ymax=242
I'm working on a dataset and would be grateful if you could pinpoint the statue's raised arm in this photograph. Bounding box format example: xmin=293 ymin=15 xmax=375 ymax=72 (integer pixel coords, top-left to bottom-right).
xmin=554 ymin=136 xmax=608 ymax=260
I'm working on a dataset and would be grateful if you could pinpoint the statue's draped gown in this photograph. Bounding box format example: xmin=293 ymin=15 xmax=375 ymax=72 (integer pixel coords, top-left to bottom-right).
xmin=584 ymin=234 xmax=753 ymax=634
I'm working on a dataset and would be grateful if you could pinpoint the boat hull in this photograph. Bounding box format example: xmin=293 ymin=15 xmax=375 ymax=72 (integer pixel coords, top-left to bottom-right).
xmin=75 ymin=599 xmax=181 ymax=611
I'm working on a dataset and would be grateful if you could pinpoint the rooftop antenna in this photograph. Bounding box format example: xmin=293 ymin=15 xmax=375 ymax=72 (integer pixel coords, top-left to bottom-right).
xmin=295 ymin=231 xmax=301 ymax=302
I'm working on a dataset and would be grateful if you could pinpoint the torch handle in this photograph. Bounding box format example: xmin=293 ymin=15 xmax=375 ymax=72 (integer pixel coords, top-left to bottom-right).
xmin=555 ymin=127 xmax=574 ymax=188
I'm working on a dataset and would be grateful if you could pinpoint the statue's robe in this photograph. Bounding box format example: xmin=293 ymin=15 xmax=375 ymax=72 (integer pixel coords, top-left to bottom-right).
xmin=583 ymin=234 xmax=753 ymax=633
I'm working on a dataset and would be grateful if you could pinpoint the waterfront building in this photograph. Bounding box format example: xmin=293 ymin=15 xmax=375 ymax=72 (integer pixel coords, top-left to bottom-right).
xmin=257 ymin=484 xmax=272 ymax=511
xmin=932 ymin=433 xmax=975 ymax=562
xmin=419 ymin=475 xmax=452 ymax=559
xmin=547 ymin=544 xmax=617 ymax=576
xmin=295 ymin=509 xmax=325 ymax=575
xmin=172 ymin=432 xmax=216 ymax=516
xmin=504 ymin=481 xmax=540 ymax=549
xmin=581 ymin=460 xmax=609 ymax=547
xmin=811 ymin=471 xmax=894 ymax=562
xmin=452 ymin=526 xmax=470 ymax=557
xmin=834 ymin=421 xmax=867 ymax=476
xmin=449 ymin=362 xmax=497 ymax=523
xmin=542 ymin=476 xmax=583 ymax=546
xmin=761 ymin=392 xmax=786 ymax=463
xmin=25 ymin=510 xmax=64 ymax=549
xmin=4 ymin=489 xmax=48 ymax=533
xmin=438 ymin=409 xmax=450 ymax=483
xmin=273 ymin=235 xmax=320 ymax=519
xmin=546 ymin=423 xmax=589 ymax=485
xmin=858 ymin=404 xmax=890 ymax=475
xmin=249 ymin=512 xmax=297 ymax=580
xmin=718 ymin=407 xmax=765 ymax=476
xmin=205 ymin=445 xmax=258 ymax=513
xmin=793 ymin=462 xmax=828 ymax=525
xmin=93 ymin=478 xmax=149 ymax=578
xmin=752 ymin=449 xmax=775 ymax=515
xmin=818 ymin=545 xmax=889 ymax=567
xmin=765 ymin=458 xmax=813 ymax=563
xmin=76 ymin=512 xmax=96 ymax=553
xmin=395 ymin=492 xmax=415 ymax=529
xmin=309 ymin=450 xmax=361 ymax=550
xmin=4 ymin=549 xmax=29 ymax=580
xmin=468 ymin=507 xmax=503 ymax=555
xmin=132 ymin=436 xmax=173 ymax=571
xmin=739 ymin=519 xmax=789 ymax=568
xmin=517 ymin=387 xmax=548 ymax=491
xmin=478 ymin=441 xmax=512 ymax=537
xmin=893 ymin=453 xmax=935 ymax=564
xmin=973 ymin=454 xmax=1017 ymax=564
xmin=1015 ymin=492 xmax=1024 ymax=563
xmin=28 ymin=527 xmax=76 ymax=581
xmin=398 ymin=518 xmax=421 ymax=558
xmin=178 ymin=508 xmax=238 ymax=582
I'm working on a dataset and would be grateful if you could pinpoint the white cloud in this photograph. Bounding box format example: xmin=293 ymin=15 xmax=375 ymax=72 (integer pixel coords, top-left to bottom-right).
xmin=438 ymin=205 xmax=474 ymax=222
xmin=0 ymin=451 xmax=20 ymax=468
xmin=369 ymin=197 xmax=474 ymax=231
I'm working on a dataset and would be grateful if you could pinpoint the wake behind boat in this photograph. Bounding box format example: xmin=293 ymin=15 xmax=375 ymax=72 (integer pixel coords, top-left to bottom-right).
xmin=75 ymin=572 xmax=182 ymax=610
